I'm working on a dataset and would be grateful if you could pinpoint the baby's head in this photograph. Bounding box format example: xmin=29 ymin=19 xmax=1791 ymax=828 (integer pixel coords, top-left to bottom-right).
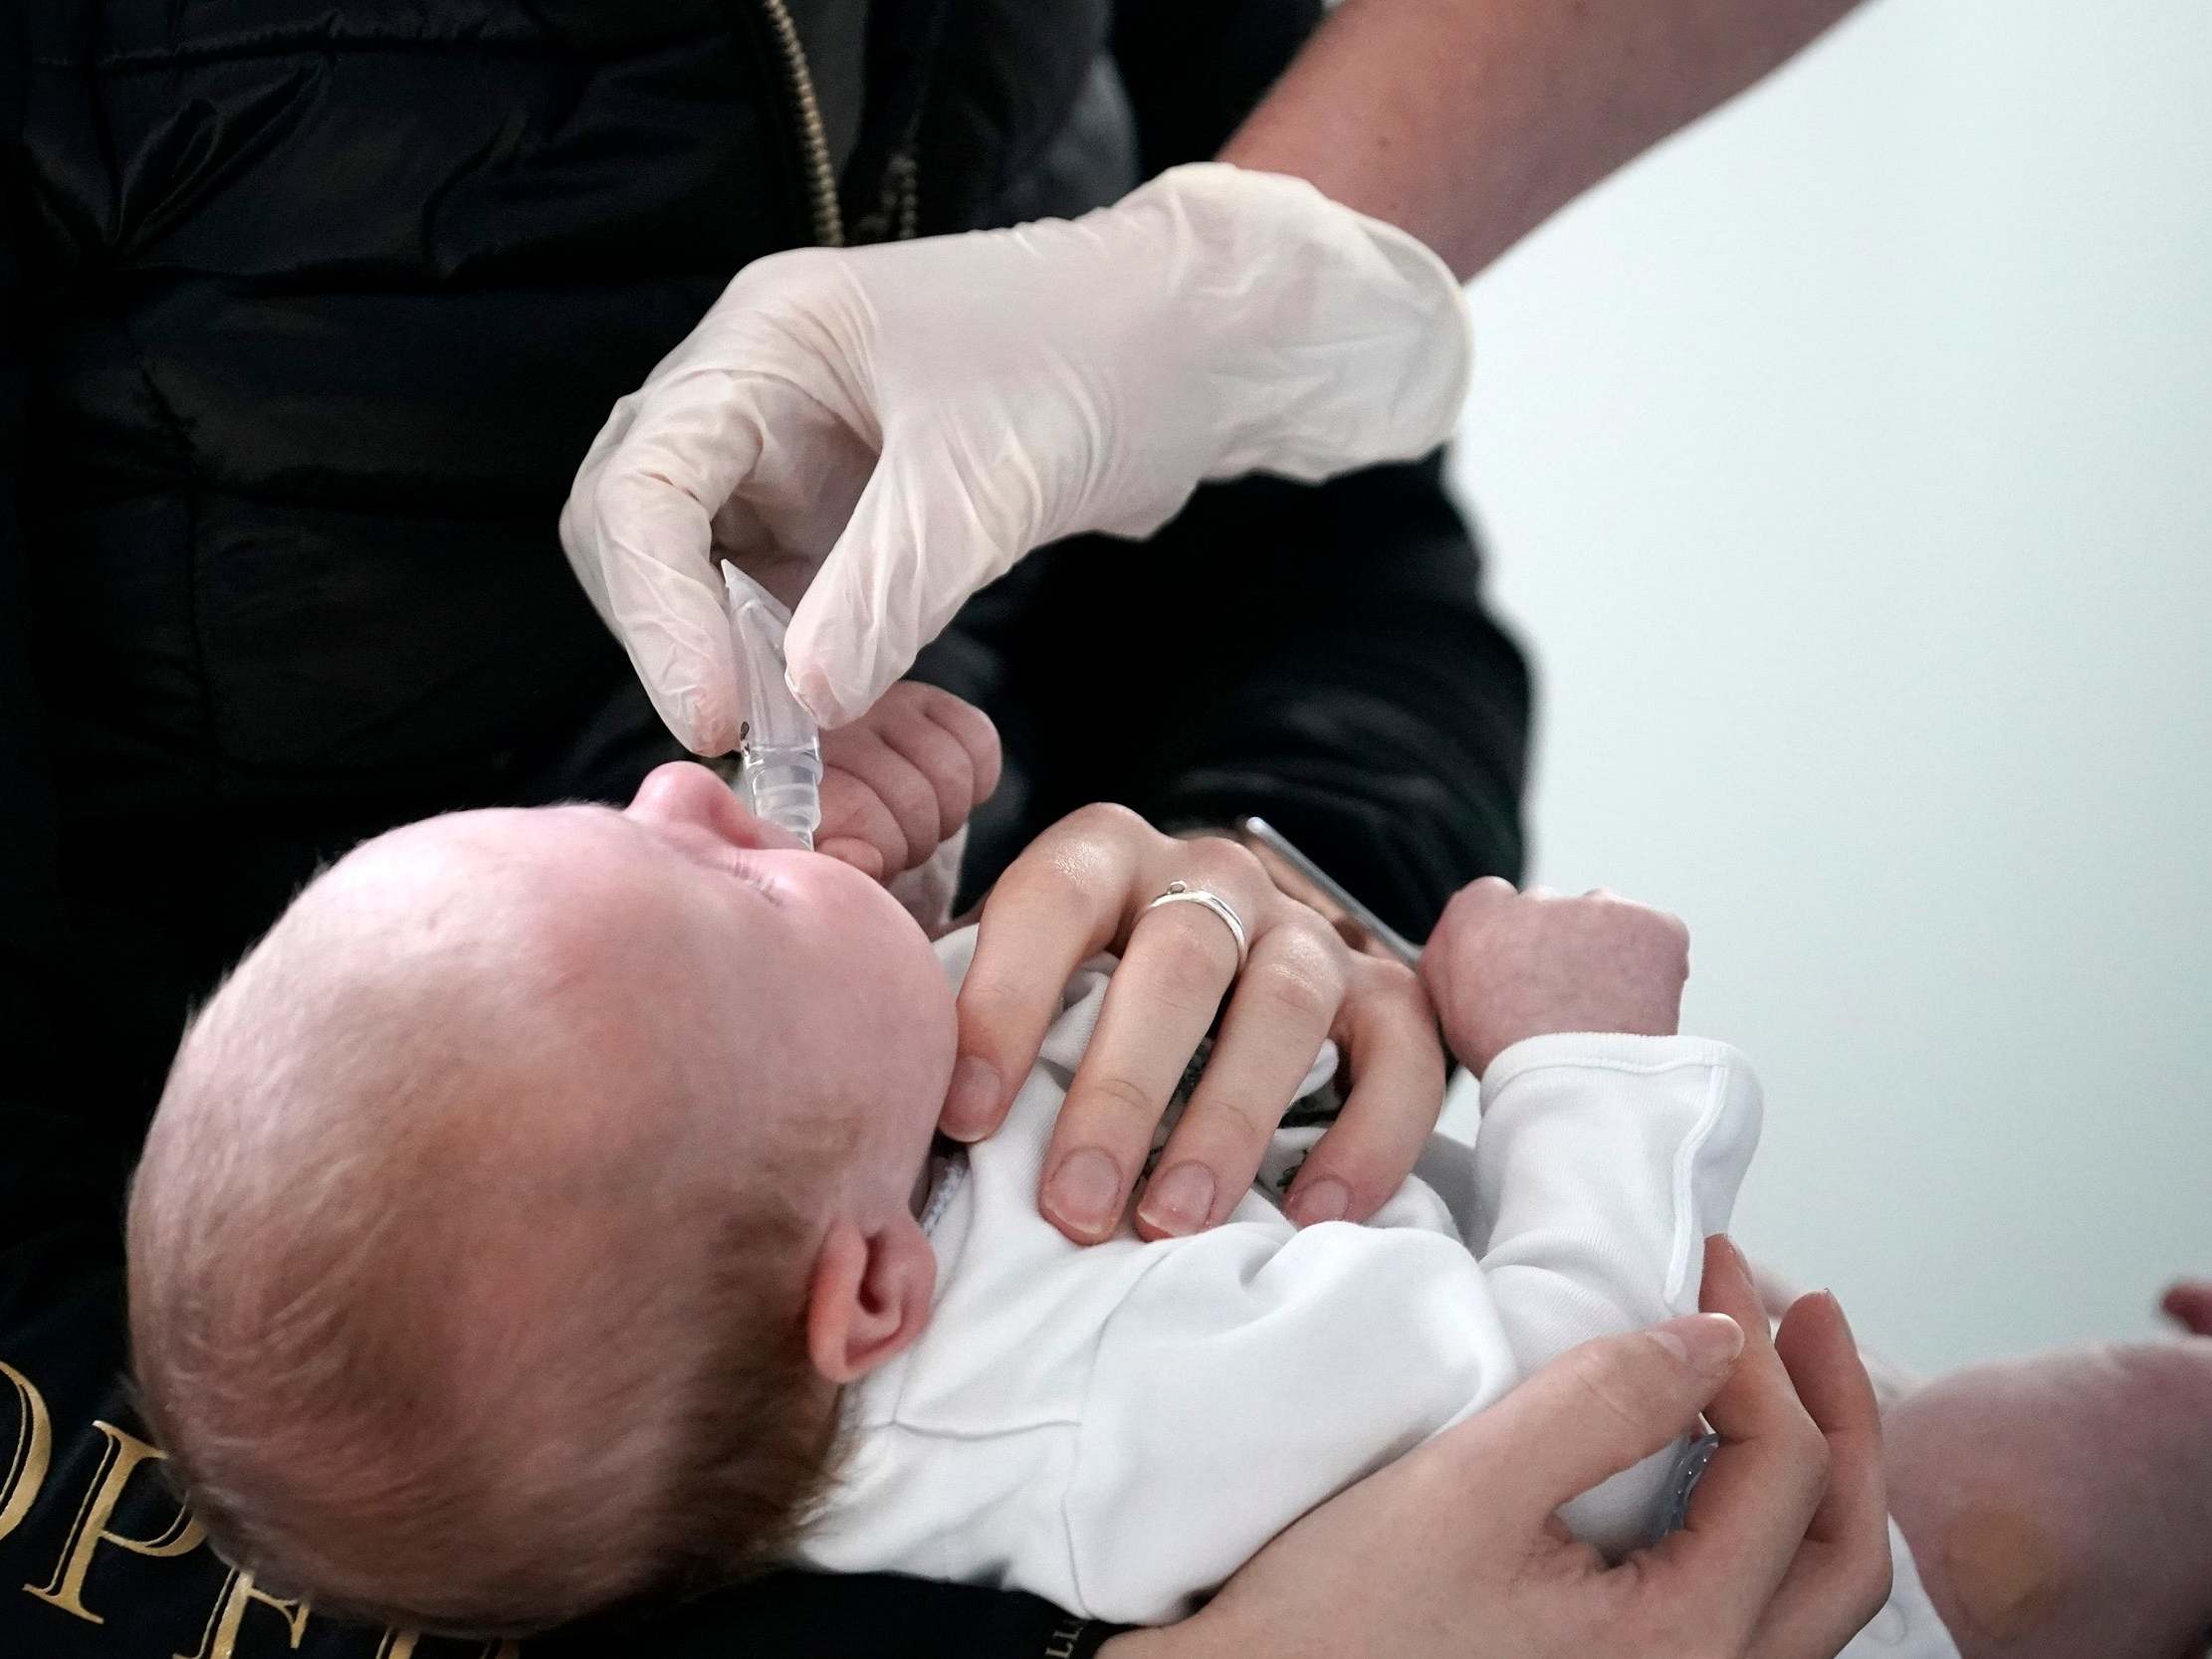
xmin=127 ymin=762 xmax=956 ymax=1633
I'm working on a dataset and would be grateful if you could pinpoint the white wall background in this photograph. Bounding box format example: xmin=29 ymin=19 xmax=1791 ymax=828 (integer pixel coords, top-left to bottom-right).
xmin=1443 ymin=0 xmax=2212 ymax=1371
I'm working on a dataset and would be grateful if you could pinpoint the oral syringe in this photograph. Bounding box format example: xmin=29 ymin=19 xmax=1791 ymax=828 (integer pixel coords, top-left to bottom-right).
xmin=722 ymin=561 xmax=822 ymax=849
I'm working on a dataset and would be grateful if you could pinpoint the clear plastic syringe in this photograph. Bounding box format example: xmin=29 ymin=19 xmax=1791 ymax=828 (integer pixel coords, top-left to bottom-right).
xmin=722 ymin=561 xmax=822 ymax=849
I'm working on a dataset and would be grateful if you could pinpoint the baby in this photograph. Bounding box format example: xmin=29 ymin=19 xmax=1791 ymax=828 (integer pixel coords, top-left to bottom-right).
xmin=126 ymin=755 xmax=2212 ymax=1655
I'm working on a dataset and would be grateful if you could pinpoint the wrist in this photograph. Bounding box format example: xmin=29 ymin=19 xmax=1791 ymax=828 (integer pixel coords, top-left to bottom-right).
xmin=1128 ymin=162 xmax=1471 ymax=480
xmin=1479 ymin=1029 xmax=1738 ymax=1093
xmin=1099 ymin=1615 xmax=1236 ymax=1659
xmin=1451 ymin=1007 xmax=1685 ymax=1076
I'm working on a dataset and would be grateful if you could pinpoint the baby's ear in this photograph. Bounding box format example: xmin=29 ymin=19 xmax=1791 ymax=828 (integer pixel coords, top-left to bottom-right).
xmin=803 ymin=1215 xmax=936 ymax=1383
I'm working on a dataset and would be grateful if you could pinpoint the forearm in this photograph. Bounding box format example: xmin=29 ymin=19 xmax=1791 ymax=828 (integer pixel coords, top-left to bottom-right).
xmin=1101 ymin=1627 xmax=1219 ymax=1659
xmin=1221 ymin=0 xmax=1870 ymax=277
xmin=1472 ymin=1034 xmax=1761 ymax=1548
xmin=1477 ymin=1036 xmax=1761 ymax=1343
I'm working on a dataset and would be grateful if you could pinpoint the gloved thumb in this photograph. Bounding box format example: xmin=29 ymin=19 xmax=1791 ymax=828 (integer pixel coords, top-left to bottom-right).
xmin=565 ymin=372 xmax=833 ymax=756
xmin=589 ymin=468 xmax=747 ymax=755
xmin=785 ymin=435 xmax=1030 ymax=726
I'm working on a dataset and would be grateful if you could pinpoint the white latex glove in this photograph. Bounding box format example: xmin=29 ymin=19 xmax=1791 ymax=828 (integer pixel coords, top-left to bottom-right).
xmin=560 ymin=161 xmax=1470 ymax=750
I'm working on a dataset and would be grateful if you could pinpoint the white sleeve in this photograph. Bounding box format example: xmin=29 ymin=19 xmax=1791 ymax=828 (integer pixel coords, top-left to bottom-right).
xmin=1472 ymin=1031 xmax=1764 ymax=1553
xmin=1054 ymin=1037 xmax=1759 ymax=1621
xmin=1062 ymin=1216 xmax=1527 ymax=1624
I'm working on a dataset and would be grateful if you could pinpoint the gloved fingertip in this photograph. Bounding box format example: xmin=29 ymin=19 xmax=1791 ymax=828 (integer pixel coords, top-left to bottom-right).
xmin=789 ymin=661 xmax=858 ymax=728
xmin=677 ymin=702 xmax=740 ymax=758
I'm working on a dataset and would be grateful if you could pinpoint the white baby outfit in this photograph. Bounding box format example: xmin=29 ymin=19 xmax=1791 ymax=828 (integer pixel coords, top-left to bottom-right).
xmin=795 ymin=928 xmax=1955 ymax=1655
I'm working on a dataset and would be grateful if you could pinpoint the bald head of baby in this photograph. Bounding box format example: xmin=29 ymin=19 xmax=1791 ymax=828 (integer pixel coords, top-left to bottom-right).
xmin=127 ymin=786 xmax=956 ymax=1633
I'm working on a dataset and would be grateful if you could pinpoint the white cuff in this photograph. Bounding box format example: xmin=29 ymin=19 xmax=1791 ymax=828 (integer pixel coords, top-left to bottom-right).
xmin=1480 ymin=1032 xmax=1752 ymax=1109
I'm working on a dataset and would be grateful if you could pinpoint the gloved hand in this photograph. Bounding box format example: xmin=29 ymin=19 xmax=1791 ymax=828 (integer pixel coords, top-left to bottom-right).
xmin=559 ymin=162 xmax=1470 ymax=750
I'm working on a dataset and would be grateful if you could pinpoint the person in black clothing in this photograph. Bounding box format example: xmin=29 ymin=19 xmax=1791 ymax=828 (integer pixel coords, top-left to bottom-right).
xmin=0 ymin=2 xmax=1896 ymax=1655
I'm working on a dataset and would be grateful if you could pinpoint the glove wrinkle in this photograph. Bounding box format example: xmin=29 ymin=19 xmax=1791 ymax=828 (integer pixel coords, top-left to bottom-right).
xmin=562 ymin=162 xmax=1472 ymax=734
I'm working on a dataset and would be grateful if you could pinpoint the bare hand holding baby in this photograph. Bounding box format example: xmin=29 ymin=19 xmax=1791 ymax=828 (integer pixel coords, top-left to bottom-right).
xmin=1420 ymin=877 xmax=1691 ymax=1075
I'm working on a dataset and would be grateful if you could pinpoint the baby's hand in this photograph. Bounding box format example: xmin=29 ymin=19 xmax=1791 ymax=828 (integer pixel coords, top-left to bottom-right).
xmin=1419 ymin=878 xmax=1689 ymax=1076
xmin=815 ymin=682 xmax=1002 ymax=883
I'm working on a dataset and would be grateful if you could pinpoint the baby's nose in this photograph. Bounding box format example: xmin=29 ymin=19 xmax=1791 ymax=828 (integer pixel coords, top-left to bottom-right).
xmin=626 ymin=760 xmax=806 ymax=851
xmin=626 ymin=760 xmax=736 ymax=832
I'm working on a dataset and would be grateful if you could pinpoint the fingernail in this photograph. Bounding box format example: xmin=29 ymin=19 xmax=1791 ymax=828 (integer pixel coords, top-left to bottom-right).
xmin=1137 ymin=1163 xmax=1217 ymax=1236
xmin=940 ymin=1057 xmax=1001 ymax=1141
xmin=1285 ymin=1177 xmax=1351 ymax=1227
xmin=1652 ymin=1313 xmax=1745 ymax=1375
xmin=1043 ymin=1149 xmax=1123 ymax=1237
xmin=1817 ymin=1288 xmax=1856 ymax=1343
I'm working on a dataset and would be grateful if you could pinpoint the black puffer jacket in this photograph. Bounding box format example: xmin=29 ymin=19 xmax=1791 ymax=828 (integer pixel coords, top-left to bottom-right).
xmin=0 ymin=3 xmax=1530 ymax=1654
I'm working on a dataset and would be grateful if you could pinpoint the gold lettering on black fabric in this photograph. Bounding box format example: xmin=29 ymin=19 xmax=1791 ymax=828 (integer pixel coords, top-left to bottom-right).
xmin=24 ymin=1419 xmax=205 ymax=1622
xmin=176 ymin=1567 xmax=311 ymax=1659
xmin=377 ymin=1635 xmax=522 ymax=1659
xmin=0 ymin=1359 xmax=53 ymax=1544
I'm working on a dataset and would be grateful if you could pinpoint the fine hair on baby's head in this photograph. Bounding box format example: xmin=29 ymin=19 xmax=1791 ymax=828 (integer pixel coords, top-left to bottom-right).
xmin=125 ymin=804 xmax=897 ymax=1635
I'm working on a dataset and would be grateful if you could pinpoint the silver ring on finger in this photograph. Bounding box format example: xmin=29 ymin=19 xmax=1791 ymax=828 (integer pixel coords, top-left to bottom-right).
xmin=1145 ymin=881 xmax=1249 ymax=972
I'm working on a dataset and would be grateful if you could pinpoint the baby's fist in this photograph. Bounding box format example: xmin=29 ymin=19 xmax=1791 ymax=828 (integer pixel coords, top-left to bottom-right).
xmin=816 ymin=682 xmax=1002 ymax=883
xmin=1419 ymin=878 xmax=1689 ymax=1076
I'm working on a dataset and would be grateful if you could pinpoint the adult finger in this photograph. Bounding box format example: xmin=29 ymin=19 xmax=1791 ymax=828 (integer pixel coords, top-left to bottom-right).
xmin=1040 ymin=862 xmax=1265 ymax=1243
xmin=563 ymin=356 xmax=838 ymax=756
xmin=1746 ymin=1292 xmax=1893 ymax=1659
xmin=1639 ymin=1237 xmax=1831 ymax=1640
xmin=1440 ymin=1314 xmax=1746 ymax=1535
xmin=575 ymin=467 xmax=747 ymax=755
xmin=1283 ymin=956 xmax=1445 ymax=1227
xmin=1136 ymin=913 xmax=1348 ymax=1238
xmin=943 ymin=806 xmax=1145 ymax=1142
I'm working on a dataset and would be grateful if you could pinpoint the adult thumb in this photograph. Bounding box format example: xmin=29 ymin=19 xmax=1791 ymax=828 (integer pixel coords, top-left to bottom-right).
xmin=584 ymin=469 xmax=747 ymax=756
xmin=1447 ymin=1315 xmax=1745 ymax=1529
xmin=785 ymin=436 xmax=1029 ymax=727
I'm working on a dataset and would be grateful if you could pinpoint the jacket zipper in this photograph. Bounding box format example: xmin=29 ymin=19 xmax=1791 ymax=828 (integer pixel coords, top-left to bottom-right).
xmin=757 ymin=0 xmax=845 ymax=248
xmin=889 ymin=151 xmax=920 ymax=240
